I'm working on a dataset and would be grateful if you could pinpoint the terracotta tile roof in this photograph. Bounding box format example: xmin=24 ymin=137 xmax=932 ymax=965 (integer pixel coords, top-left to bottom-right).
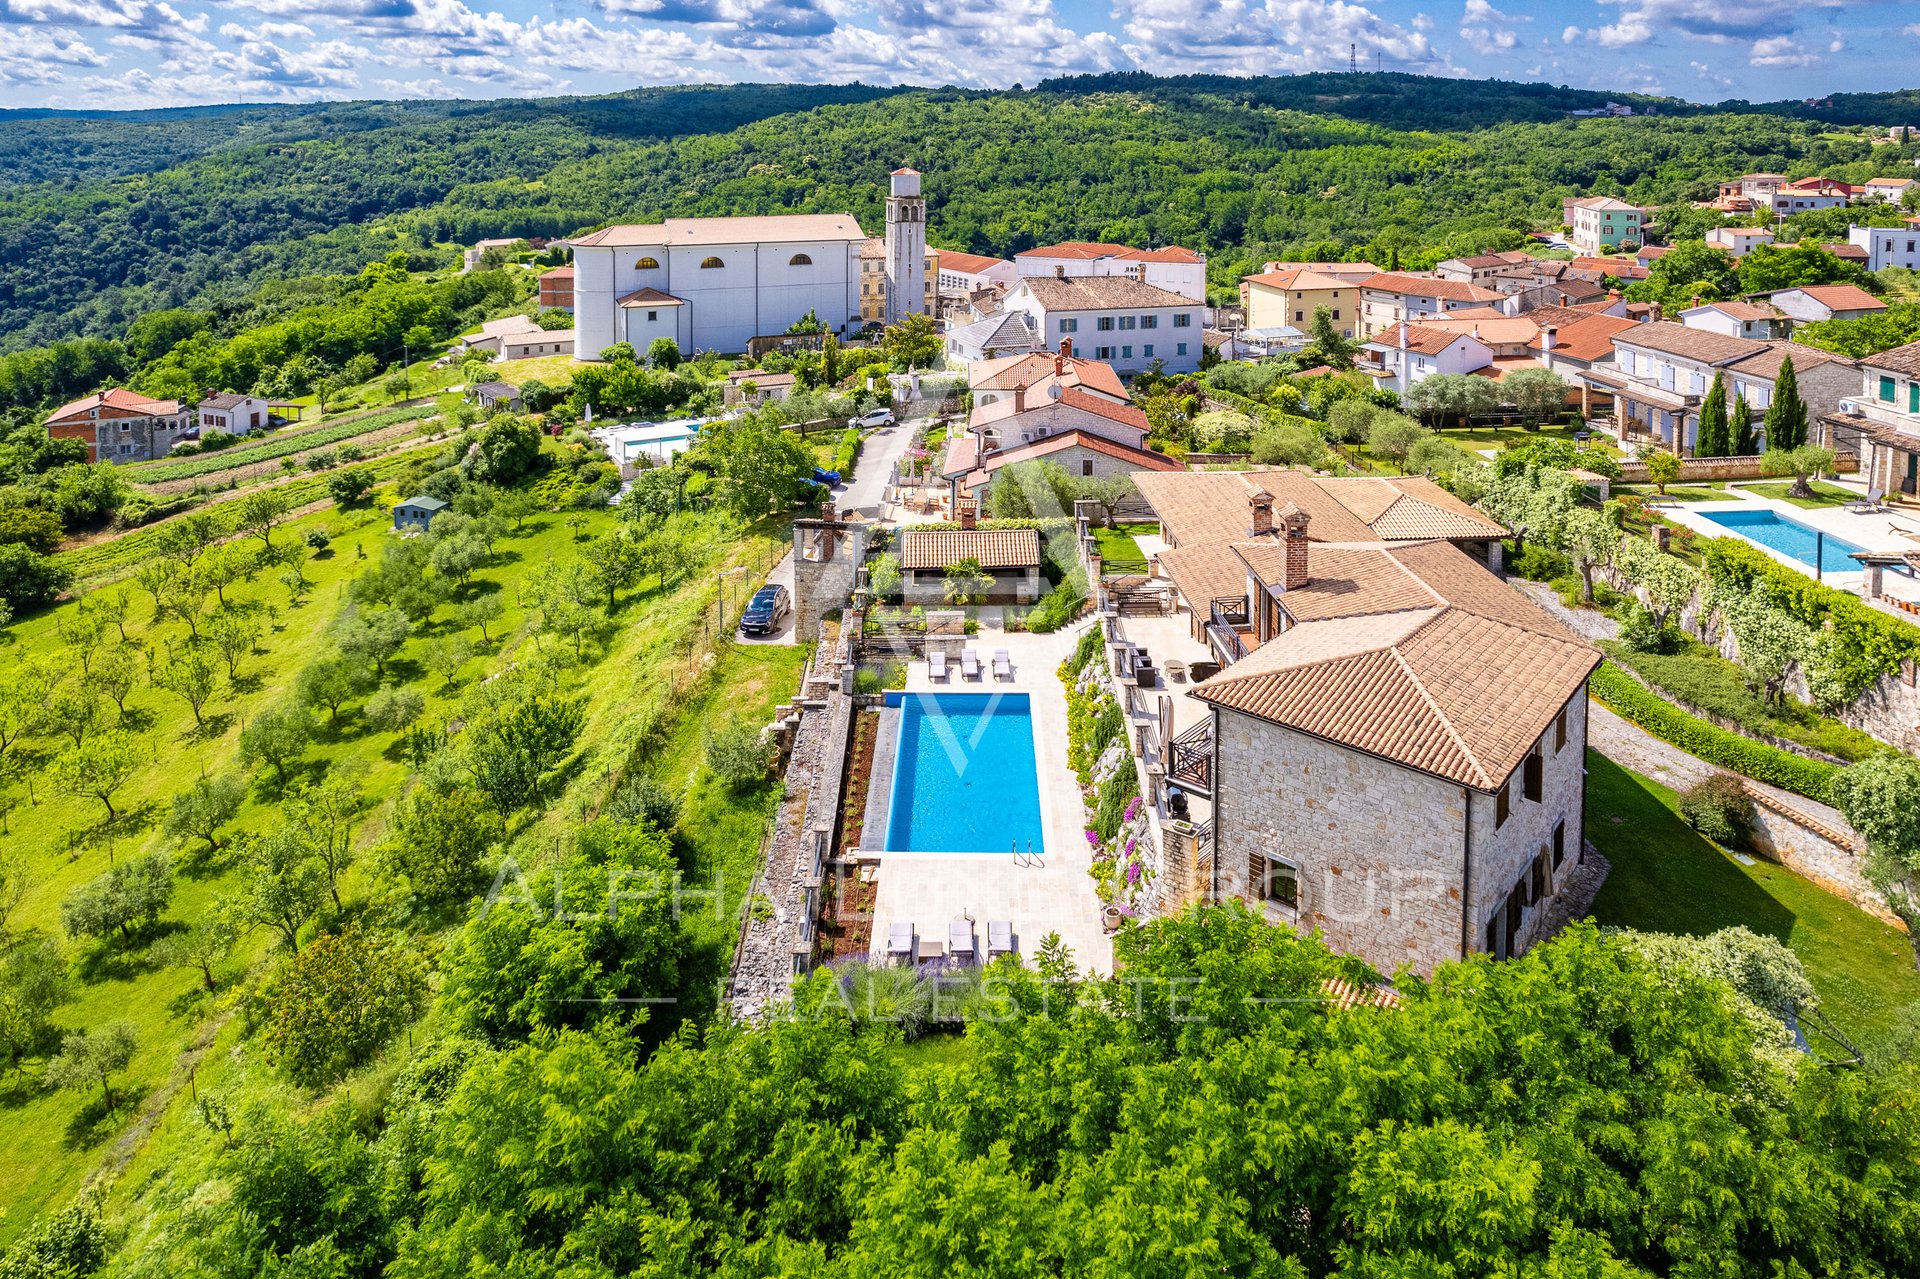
xmin=1015 ymin=241 xmax=1203 ymax=264
xmin=1725 ymin=343 xmax=1856 ymax=381
xmin=540 ymin=265 xmax=574 ymax=281
xmin=1569 ymin=256 xmax=1647 ymax=279
xmin=1358 ymin=272 xmax=1504 ymax=304
xmin=955 ymin=431 xmax=1179 ymax=491
xmin=1366 ymin=323 xmax=1474 ymax=356
xmin=1232 ymin=542 xmax=1443 ymax=622
xmin=1825 ymin=242 xmax=1870 ymax=262
xmin=1243 ymin=267 xmax=1356 ymax=292
xmin=1015 ymin=276 xmax=1196 ymax=311
xmin=970 ymin=385 xmax=1149 ymax=432
xmin=615 ymin=287 xmax=686 ymax=307
xmin=1862 ymin=339 xmax=1920 ymax=378
xmin=46 ymin=386 xmax=180 ymax=422
xmin=1120 ymin=246 xmax=1206 ymax=263
xmin=1321 ymin=976 xmax=1403 ymax=1010
xmin=1414 ymin=314 xmax=1542 ymax=346
xmin=934 ymin=249 xmax=1010 ymax=275
xmin=1613 ymin=320 xmax=1766 ymax=365
xmin=1534 ymin=312 xmax=1641 ymax=364
xmin=1780 ymin=284 xmax=1887 ymax=313
xmin=1133 ymin=470 xmax=1377 ymax=545
xmin=1325 ymin=477 xmax=1507 ymax=540
xmin=572 ymin=213 xmax=864 ymax=248
xmin=1693 ymin=300 xmax=1783 ymax=322
xmin=899 ymin=528 xmax=1042 ymax=571
xmin=725 ymin=370 xmax=796 ymax=388
xmin=1156 ymin=541 xmax=1248 ymax=608
xmin=941 ymin=435 xmax=978 ymax=477
xmin=1193 ymin=597 xmax=1597 ymax=791
xmin=198 ymin=391 xmax=251 ymax=411
xmin=967 ymin=353 xmax=1127 ymax=399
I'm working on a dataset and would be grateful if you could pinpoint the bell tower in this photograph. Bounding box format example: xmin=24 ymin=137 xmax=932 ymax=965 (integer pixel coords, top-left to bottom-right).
xmin=884 ymin=167 xmax=926 ymax=325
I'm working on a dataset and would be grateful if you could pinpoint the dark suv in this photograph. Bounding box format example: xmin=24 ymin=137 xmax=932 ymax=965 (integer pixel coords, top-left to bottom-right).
xmin=739 ymin=584 xmax=791 ymax=636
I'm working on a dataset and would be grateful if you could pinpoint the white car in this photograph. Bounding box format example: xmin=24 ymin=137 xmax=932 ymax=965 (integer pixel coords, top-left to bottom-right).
xmin=850 ymin=408 xmax=895 ymax=429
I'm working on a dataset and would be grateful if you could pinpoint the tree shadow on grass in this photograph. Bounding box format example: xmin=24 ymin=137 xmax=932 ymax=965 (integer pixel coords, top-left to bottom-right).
xmin=63 ymin=1081 xmax=153 ymax=1151
xmin=73 ymin=931 xmax=163 ymax=986
xmin=184 ymin=712 xmax=236 ymax=745
xmin=176 ymin=839 xmax=238 ymax=882
xmin=227 ymin=671 xmax=266 ymax=698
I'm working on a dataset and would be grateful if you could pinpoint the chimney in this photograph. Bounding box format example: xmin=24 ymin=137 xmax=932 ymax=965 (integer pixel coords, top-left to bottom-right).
xmin=1280 ymin=503 xmax=1311 ymax=591
xmin=958 ymin=498 xmax=978 ymax=530
xmin=821 ymin=501 xmax=836 ymax=524
xmin=1014 ymin=384 xmax=1026 ymax=413
xmin=1060 ymin=336 xmax=1073 ymax=359
xmin=1541 ymin=325 xmax=1556 ymax=353
xmin=1690 ymin=295 xmax=1701 ymax=310
xmin=1247 ymin=488 xmax=1274 ymax=537
xmin=1650 ymin=301 xmax=1663 ymax=321
xmin=1054 ymin=351 xmax=1064 ymax=377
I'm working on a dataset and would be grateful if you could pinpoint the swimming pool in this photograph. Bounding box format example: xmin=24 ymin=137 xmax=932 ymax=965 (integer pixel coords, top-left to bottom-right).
xmin=1693 ymin=507 xmax=1864 ymax=574
xmin=883 ymin=692 xmax=1045 ymax=854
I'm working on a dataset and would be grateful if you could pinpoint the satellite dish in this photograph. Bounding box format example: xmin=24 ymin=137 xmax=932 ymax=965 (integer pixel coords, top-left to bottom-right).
xmin=1047 ymin=383 xmax=1063 ymax=401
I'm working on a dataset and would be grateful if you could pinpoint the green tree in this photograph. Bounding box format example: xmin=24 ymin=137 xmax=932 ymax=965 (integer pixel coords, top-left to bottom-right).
xmin=705 ymin=719 xmax=774 ymax=791
xmin=296 ymin=655 xmax=374 ymax=726
xmin=1763 ymin=356 xmax=1808 ymax=451
xmin=1760 ymin=444 xmax=1835 ymax=501
xmin=385 ymin=785 xmax=495 ymax=901
xmin=1831 ymin=753 xmax=1920 ymax=966
xmin=868 ymin=551 xmax=902 ymax=601
xmin=0 ymin=542 xmax=72 ymax=614
xmin=458 ymin=593 xmax=506 ymax=645
xmin=1324 ymin=398 xmax=1381 ymax=445
xmin=236 ymin=488 xmax=292 ymax=553
xmin=943 ymin=556 xmax=992 ymax=607
xmin=152 ymin=917 xmax=239 ymax=991
xmin=235 ymin=828 xmax=328 ymax=953
xmin=153 ymin=639 xmax=221 ymax=726
xmin=48 ymin=731 xmax=141 ymax=821
xmin=423 ymin=635 xmax=472 ymax=688
xmin=583 ymin=531 xmax=645 ymax=609
xmin=165 ymin=772 xmax=247 ymax=852
xmin=61 ymin=853 xmax=174 ymax=944
xmin=206 ymin=608 xmax=263 ymax=681
xmin=42 ymin=1021 xmax=137 ymax=1111
xmin=241 ymin=700 xmax=313 ymax=784
xmin=1503 ymin=367 xmax=1568 ymax=423
xmin=1305 ymin=305 xmax=1355 ymax=369
xmin=285 ymin=767 xmax=364 ymax=911
xmin=430 ymin=532 xmax=489 ymax=588
xmin=366 ymin=684 xmax=426 ymax=734
xmin=882 ymin=312 xmax=940 ymax=369
xmin=1249 ymin=422 xmax=1328 ymax=469
xmin=463 ymin=693 xmax=586 ymax=812
xmin=1643 ymin=448 xmax=1681 ymax=495
xmin=0 ymin=937 xmax=71 ymax=1075
xmin=1561 ymin=507 xmax=1621 ymax=604
xmin=337 ymin=606 xmax=410 ymax=678
xmin=1729 ymin=392 xmax=1756 ymax=455
xmin=1695 ymin=370 xmax=1729 ymax=458
xmin=326 ymin=467 xmax=373 ymax=506
xmin=708 ymin=413 xmax=811 ymax=515
xmin=646 ymin=337 xmax=681 ymax=370
xmin=263 ymin=925 xmax=427 ymax=1086
xmin=1627 ymin=238 xmax=1740 ymax=306
xmin=1366 ymin=413 xmax=1428 ymax=469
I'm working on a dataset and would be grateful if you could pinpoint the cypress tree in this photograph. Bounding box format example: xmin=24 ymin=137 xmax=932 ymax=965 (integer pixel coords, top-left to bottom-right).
xmin=1729 ymin=392 xmax=1755 ymax=455
xmin=1695 ymin=371 xmax=1728 ymax=457
xmin=1764 ymin=357 xmax=1807 ymax=451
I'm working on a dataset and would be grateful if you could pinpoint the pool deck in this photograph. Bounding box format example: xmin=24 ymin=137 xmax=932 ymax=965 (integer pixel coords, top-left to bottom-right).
xmin=861 ymin=617 xmax=1116 ymax=976
xmin=1662 ymin=483 xmax=1914 ymax=590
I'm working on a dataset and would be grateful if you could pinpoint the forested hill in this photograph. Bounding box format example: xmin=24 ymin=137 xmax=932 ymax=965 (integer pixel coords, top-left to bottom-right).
xmin=1 ymin=73 xmax=1917 ymax=353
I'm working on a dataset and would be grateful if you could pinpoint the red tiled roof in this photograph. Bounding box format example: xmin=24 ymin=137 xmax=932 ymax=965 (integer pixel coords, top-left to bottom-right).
xmin=46 ymin=386 xmax=180 ymax=423
xmin=616 ymin=286 xmax=686 ymax=306
xmin=968 ymin=353 xmax=1127 ymax=400
xmin=1782 ymin=284 xmax=1886 ymax=313
xmin=934 ymin=249 xmax=1010 ymax=275
xmin=958 ymin=431 xmax=1178 ymax=491
xmin=1358 ymin=272 xmax=1504 ymax=303
xmin=1531 ymin=312 xmax=1641 ymax=363
xmin=540 ymin=266 xmax=574 ymax=281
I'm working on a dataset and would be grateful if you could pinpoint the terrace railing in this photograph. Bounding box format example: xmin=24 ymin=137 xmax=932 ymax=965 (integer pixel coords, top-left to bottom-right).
xmin=1168 ymin=719 xmax=1213 ymax=798
xmin=1207 ymin=596 xmax=1250 ymax=664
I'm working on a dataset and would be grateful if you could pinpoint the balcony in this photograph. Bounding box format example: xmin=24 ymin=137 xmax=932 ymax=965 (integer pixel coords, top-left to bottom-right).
xmin=1168 ymin=719 xmax=1213 ymax=797
xmin=1206 ymin=596 xmax=1250 ymax=664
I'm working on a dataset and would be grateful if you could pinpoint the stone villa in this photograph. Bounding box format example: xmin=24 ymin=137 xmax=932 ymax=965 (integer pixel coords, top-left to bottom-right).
xmin=1133 ymin=470 xmax=1599 ymax=975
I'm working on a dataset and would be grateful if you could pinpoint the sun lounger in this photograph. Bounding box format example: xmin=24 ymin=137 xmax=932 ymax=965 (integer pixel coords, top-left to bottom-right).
xmin=886 ymin=922 xmax=915 ymax=963
xmin=929 ymin=651 xmax=949 ymax=682
xmin=992 ymin=649 xmax=1012 ymax=681
xmin=987 ymin=920 xmax=1014 ymax=959
xmin=1846 ymin=485 xmax=1887 ymax=514
xmin=948 ymin=921 xmax=975 ymax=961
xmin=960 ymin=649 xmax=982 ymax=680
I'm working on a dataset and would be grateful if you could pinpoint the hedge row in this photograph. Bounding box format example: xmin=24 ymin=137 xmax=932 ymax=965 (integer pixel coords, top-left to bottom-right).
xmin=1589 ymin=662 xmax=1841 ymax=802
xmin=1204 ymin=386 xmax=1325 ymax=436
xmin=127 ymin=405 xmax=434 ymax=484
xmin=831 ymin=427 xmax=861 ymax=477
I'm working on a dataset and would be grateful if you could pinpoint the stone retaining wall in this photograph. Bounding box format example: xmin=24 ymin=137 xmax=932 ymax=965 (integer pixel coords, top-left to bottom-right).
xmin=1614 ymin=454 xmax=1858 ymax=483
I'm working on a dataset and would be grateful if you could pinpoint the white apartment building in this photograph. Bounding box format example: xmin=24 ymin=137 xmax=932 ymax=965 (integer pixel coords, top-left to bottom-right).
xmin=1001 ymin=276 xmax=1203 ymax=376
xmin=1848 ymin=221 xmax=1920 ymax=272
xmin=1014 ymin=241 xmax=1207 ymax=303
xmin=933 ymin=249 xmax=1016 ymax=297
xmin=1357 ymin=323 xmax=1495 ymax=394
xmin=1356 ymin=272 xmax=1507 ymax=338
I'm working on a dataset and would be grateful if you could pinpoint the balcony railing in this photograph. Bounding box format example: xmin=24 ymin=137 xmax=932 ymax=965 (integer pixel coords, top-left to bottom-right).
xmin=1168 ymin=719 xmax=1213 ymax=797
xmin=1207 ymin=596 xmax=1249 ymax=664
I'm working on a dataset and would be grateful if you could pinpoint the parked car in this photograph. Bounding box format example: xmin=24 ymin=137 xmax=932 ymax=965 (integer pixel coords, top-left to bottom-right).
xmin=739 ymin=584 xmax=791 ymax=636
xmin=811 ymin=465 xmax=842 ymax=487
xmin=851 ymin=407 xmax=895 ymax=429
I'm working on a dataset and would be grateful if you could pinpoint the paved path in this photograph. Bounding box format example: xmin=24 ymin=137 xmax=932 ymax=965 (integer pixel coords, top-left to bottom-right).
xmin=735 ymin=548 xmax=797 ymax=646
xmin=838 ymin=417 xmax=918 ymax=518
xmin=1586 ymin=699 xmax=1853 ymax=835
xmin=1513 ymin=578 xmax=1619 ymax=644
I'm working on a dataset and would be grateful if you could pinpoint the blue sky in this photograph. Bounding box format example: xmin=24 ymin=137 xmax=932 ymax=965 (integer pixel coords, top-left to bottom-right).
xmin=0 ymin=0 xmax=1914 ymax=110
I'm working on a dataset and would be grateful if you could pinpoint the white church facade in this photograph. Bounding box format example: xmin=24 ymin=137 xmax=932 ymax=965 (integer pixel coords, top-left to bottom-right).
xmin=571 ymin=171 xmax=934 ymax=359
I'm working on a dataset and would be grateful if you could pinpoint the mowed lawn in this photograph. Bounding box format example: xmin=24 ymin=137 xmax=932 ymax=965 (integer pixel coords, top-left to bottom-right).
xmin=1585 ymin=751 xmax=1920 ymax=1059
xmin=0 ymin=481 xmax=792 ymax=1239
xmin=1091 ymin=523 xmax=1157 ymax=575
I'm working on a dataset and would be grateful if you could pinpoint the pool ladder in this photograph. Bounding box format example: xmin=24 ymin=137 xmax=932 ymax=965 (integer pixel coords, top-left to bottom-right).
xmin=1012 ymin=840 xmax=1044 ymax=869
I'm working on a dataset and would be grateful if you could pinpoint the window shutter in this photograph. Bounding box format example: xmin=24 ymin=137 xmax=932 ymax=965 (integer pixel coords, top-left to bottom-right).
xmin=1249 ymin=853 xmax=1268 ymax=903
xmin=1551 ymin=821 xmax=1566 ymax=870
xmin=1554 ymin=709 xmax=1567 ymax=752
xmin=1496 ymin=781 xmax=1510 ymax=827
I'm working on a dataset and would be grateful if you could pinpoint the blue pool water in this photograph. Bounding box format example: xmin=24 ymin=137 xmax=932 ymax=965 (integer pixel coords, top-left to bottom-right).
xmin=1693 ymin=508 xmax=1864 ymax=574
xmin=884 ymin=692 xmax=1045 ymax=854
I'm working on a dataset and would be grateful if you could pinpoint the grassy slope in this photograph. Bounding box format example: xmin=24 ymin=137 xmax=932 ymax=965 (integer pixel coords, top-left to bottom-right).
xmin=1585 ymin=750 xmax=1920 ymax=1057
xmin=0 ymin=472 xmax=797 ymax=1238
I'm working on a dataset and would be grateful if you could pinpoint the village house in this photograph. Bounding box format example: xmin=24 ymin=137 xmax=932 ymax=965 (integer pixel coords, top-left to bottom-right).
xmin=1847 ymin=220 xmax=1920 ymax=272
xmin=195 ymin=391 xmax=269 ymax=436
xmin=458 ymin=314 xmax=576 ymax=361
xmin=933 ymin=249 xmax=1016 ymax=303
xmin=1704 ymin=226 xmax=1775 ymax=259
xmin=1818 ymin=339 xmax=1920 ymax=499
xmin=896 ymin=525 xmax=1043 ymax=604
xmin=45 ymin=387 xmax=190 ymax=463
xmin=1433 ymin=250 xmax=1535 ymax=285
xmin=1863 ymin=177 xmax=1917 ymax=205
xmin=943 ymin=311 xmax=1042 ymax=367
xmin=1528 ymin=308 xmax=1644 ymax=378
xmin=1000 ymin=276 xmax=1203 ymax=376
xmin=537 ymin=266 xmax=574 ymax=312
xmin=1773 ymin=176 xmax=1856 ymax=213
xmin=1677 ymin=300 xmax=1789 ymax=342
xmin=1239 ymin=266 xmax=1361 ymax=339
xmin=468 ymin=381 xmax=522 ymax=412
xmin=1356 ymin=322 xmax=1496 ymax=394
xmin=1751 ymin=284 xmax=1888 ymax=327
xmin=1015 ymin=241 xmax=1207 ymax=303
xmin=1356 ymin=272 xmax=1507 ymax=338
xmin=1126 ymin=472 xmax=1583 ymax=977
xmin=1566 ymin=196 xmax=1644 ymax=255
xmin=1574 ymin=321 xmax=1857 ymax=453
xmin=966 ymin=347 xmax=1129 ymax=410
xmin=722 ymin=369 xmax=797 ymax=406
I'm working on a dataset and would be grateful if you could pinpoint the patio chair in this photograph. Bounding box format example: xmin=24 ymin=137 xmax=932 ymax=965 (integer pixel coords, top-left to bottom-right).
xmin=960 ymin=649 xmax=982 ymax=680
xmin=929 ymin=651 xmax=949 ymax=682
xmin=992 ymin=649 xmax=1013 ymax=682
xmin=987 ymin=921 xmax=1014 ymax=960
xmin=948 ymin=921 xmax=976 ymax=962
xmin=886 ymin=923 xmax=915 ymax=963
xmin=1846 ymin=485 xmax=1887 ymax=514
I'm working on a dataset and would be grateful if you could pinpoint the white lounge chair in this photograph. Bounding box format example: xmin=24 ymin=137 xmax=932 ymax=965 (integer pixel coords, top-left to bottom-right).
xmin=987 ymin=920 xmax=1014 ymax=960
xmin=929 ymin=651 xmax=949 ymax=682
xmin=960 ymin=649 xmax=982 ymax=681
xmin=886 ymin=922 xmax=915 ymax=963
xmin=992 ymin=649 xmax=1012 ymax=682
xmin=1846 ymin=486 xmax=1887 ymax=514
xmin=948 ymin=921 xmax=975 ymax=962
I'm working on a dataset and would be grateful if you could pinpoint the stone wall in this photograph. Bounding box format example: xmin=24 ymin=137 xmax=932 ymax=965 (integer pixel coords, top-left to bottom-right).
xmin=1466 ymin=692 xmax=1588 ymax=962
xmin=1615 ymin=454 xmax=1859 ymax=483
xmin=727 ymin=681 xmax=855 ymax=1021
xmin=1744 ymin=788 xmax=1897 ymax=926
xmin=790 ymin=516 xmax=871 ymax=644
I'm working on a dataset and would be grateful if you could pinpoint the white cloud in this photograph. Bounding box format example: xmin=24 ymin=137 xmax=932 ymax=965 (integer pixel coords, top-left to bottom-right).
xmin=1410 ymin=11 xmax=1431 ymax=32
xmin=1688 ymin=58 xmax=1730 ymax=87
xmin=1749 ymin=34 xmax=1817 ymax=67
xmin=1827 ymin=31 xmax=1843 ymax=53
xmin=1458 ymin=0 xmax=1522 ymax=56
xmin=0 ymin=24 xmax=104 ymax=82
xmin=1111 ymin=0 xmax=1440 ymax=77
